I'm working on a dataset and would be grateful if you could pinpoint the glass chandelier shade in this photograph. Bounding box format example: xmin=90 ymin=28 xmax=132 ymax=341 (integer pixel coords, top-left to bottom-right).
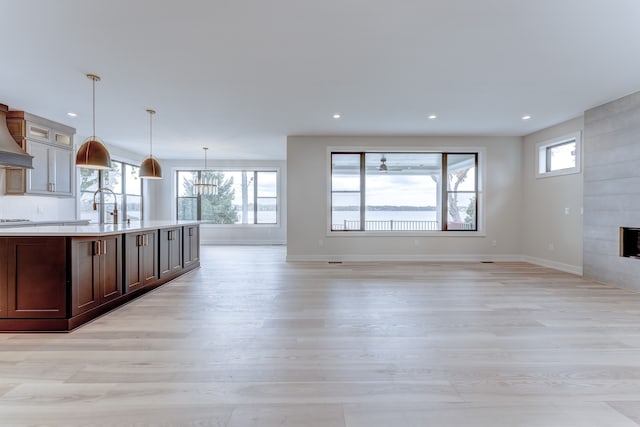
xmin=139 ymin=109 xmax=162 ymax=179
xmin=76 ymin=74 xmax=112 ymax=170
xmin=194 ymin=147 xmax=217 ymax=196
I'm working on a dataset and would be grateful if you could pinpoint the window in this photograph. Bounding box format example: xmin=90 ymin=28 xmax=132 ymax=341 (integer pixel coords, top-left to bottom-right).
xmin=79 ymin=160 xmax=142 ymax=223
xmin=176 ymin=169 xmax=279 ymax=224
xmin=330 ymin=151 xmax=479 ymax=232
xmin=536 ymin=132 xmax=581 ymax=178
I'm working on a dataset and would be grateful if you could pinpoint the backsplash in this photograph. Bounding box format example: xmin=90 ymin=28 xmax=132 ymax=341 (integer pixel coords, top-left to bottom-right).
xmin=0 ymin=170 xmax=76 ymax=220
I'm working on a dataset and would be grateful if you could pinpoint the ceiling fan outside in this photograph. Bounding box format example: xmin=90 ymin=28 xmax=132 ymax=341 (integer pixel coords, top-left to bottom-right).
xmin=378 ymin=154 xmax=403 ymax=172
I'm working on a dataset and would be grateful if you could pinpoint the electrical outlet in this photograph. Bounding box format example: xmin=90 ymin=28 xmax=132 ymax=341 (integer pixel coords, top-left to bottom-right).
xmin=491 ymin=240 xmax=497 ymax=247
xmin=564 ymin=207 xmax=570 ymax=215
xmin=548 ymin=243 xmax=555 ymax=251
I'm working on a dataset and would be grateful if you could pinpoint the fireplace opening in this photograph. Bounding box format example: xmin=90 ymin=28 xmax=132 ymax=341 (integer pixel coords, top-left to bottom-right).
xmin=620 ymin=227 xmax=640 ymax=258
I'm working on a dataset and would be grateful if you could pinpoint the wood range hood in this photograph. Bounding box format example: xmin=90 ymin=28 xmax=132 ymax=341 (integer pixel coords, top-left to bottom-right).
xmin=0 ymin=103 xmax=33 ymax=169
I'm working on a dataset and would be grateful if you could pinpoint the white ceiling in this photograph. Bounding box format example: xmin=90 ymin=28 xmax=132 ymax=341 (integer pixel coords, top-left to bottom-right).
xmin=1 ymin=0 xmax=639 ymax=161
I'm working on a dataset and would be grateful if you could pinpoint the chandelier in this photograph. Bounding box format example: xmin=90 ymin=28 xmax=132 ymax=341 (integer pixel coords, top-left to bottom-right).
xmin=193 ymin=147 xmax=217 ymax=196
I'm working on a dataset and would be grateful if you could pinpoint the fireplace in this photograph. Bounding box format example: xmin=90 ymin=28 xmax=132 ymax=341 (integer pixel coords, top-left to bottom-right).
xmin=620 ymin=227 xmax=640 ymax=258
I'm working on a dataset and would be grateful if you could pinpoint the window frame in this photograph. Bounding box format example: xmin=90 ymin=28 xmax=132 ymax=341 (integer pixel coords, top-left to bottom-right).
xmin=175 ymin=168 xmax=280 ymax=225
xmin=536 ymin=132 xmax=582 ymax=178
xmin=78 ymin=159 xmax=143 ymax=224
xmin=327 ymin=148 xmax=483 ymax=236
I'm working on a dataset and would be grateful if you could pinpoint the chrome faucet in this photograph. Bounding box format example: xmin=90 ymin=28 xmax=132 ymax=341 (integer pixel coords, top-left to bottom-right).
xmin=93 ymin=187 xmax=118 ymax=224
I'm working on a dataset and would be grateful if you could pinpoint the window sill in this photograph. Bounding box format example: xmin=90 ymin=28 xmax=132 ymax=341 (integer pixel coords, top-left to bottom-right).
xmin=535 ymin=168 xmax=581 ymax=179
xmin=200 ymin=222 xmax=280 ymax=228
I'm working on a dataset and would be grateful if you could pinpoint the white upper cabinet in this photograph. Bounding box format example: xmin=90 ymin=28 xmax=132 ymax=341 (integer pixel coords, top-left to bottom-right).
xmin=5 ymin=111 xmax=75 ymax=197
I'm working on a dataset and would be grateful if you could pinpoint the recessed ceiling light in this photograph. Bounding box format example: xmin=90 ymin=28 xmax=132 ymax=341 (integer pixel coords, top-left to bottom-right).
xmin=333 ymin=114 xmax=341 ymax=119
xmin=521 ymin=115 xmax=532 ymax=120
xmin=67 ymin=112 xmax=77 ymax=117
xmin=428 ymin=114 xmax=437 ymax=120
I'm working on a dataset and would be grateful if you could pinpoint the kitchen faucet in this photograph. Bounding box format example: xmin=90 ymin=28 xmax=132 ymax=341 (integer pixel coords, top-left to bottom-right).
xmin=92 ymin=187 xmax=118 ymax=224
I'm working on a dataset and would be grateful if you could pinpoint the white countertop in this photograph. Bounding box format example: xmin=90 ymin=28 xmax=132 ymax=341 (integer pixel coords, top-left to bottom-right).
xmin=0 ymin=221 xmax=200 ymax=237
xmin=0 ymin=219 xmax=90 ymax=228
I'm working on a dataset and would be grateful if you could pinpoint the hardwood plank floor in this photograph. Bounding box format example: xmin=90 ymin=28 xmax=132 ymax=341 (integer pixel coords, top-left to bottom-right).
xmin=2 ymin=245 xmax=640 ymax=426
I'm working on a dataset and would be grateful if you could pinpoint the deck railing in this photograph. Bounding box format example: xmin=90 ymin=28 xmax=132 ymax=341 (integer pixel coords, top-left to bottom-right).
xmin=332 ymin=220 xmax=474 ymax=231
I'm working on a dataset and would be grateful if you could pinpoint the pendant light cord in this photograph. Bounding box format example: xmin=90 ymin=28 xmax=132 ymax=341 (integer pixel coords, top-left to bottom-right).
xmin=86 ymin=73 xmax=101 ymax=139
xmin=92 ymin=76 xmax=96 ymax=138
xmin=149 ymin=111 xmax=153 ymax=157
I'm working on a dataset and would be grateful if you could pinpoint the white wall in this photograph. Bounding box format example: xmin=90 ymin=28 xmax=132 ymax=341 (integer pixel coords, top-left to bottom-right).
xmin=287 ymin=135 xmax=522 ymax=261
xmin=147 ymin=158 xmax=287 ymax=245
xmin=521 ymin=117 xmax=584 ymax=275
xmin=0 ymin=171 xmax=76 ymax=220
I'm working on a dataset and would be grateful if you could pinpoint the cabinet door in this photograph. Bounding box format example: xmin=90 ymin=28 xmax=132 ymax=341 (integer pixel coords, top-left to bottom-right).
xmin=160 ymin=228 xmax=182 ymax=278
xmin=6 ymin=238 xmax=66 ymax=318
xmin=100 ymin=235 xmax=122 ymax=303
xmin=159 ymin=228 xmax=171 ymax=278
xmin=24 ymin=141 xmax=73 ymax=197
xmin=5 ymin=168 xmax=25 ymax=195
xmin=124 ymin=234 xmax=143 ymax=293
xmin=50 ymin=146 xmax=73 ymax=196
xmin=71 ymin=238 xmax=100 ymax=317
xmin=170 ymin=228 xmax=183 ymax=274
xmin=183 ymin=225 xmax=200 ymax=268
xmin=0 ymin=239 xmax=7 ymax=318
xmin=190 ymin=226 xmax=200 ymax=264
xmin=141 ymin=231 xmax=158 ymax=286
xmin=26 ymin=140 xmax=50 ymax=194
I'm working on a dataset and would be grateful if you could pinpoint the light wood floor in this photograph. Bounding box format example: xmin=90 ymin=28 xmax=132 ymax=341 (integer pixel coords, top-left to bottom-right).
xmin=2 ymin=246 xmax=640 ymax=426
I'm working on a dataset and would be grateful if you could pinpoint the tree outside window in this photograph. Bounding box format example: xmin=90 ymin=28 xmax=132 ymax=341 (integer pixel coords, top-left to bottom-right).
xmin=176 ymin=170 xmax=278 ymax=224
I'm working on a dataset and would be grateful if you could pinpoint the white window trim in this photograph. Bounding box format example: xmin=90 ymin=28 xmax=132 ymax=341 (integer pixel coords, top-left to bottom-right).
xmin=535 ymin=131 xmax=582 ymax=178
xmin=174 ymin=166 xmax=281 ymax=226
xmin=325 ymin=146 xmax=486 ymax=237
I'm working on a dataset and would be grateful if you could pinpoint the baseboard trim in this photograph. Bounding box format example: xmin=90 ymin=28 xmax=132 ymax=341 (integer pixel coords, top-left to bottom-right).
xmin=286 ymin=254 xmax=524 ymax=263
xmin=521 ymin=256 xmax=583 ymax=276
xmin=285 ymin=253 xmax=583 ymax=276
xmin=201 ymin=240 xmax=286 ymax=245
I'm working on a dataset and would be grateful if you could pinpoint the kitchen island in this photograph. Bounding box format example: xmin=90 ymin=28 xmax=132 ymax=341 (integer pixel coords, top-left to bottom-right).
xmin=0 ymin=221 xmax=200 ymax=331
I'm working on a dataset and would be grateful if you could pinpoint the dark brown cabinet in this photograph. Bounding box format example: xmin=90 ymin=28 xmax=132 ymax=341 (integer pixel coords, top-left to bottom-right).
xmin=0 ymin=223 xmax=199 ymax=331
xmin=0 ymin=237 xmax=66 ymax=318
xmin=159 ymin=227 xmax=182 ymax=279
xmin=183 ymin=225 xmax=200 ymax=269
xmin=70 ymin=235 xmax=122 ymax=317
xmin=124 ymin=230 xmax=158 ymax=293
xmin=0 ymin=239 xmax=7 ymax=318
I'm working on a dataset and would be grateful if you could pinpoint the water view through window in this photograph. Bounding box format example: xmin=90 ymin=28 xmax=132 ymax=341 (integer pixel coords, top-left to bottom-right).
xmin=331 ymin=152 xmax=477 ymax=232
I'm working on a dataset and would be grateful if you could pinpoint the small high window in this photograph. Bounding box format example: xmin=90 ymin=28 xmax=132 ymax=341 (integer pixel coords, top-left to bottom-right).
xmin=536 ymin=132 xmax=581 ymax=178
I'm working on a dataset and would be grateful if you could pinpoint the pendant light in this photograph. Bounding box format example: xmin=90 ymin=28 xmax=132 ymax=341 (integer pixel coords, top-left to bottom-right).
xmin=139 ymin=108 xmax=162 ymax=179
xmin=76 ymin=73 xmax=111 ymax=169
xmin=193 ymin=147 xmax=217 ymax=196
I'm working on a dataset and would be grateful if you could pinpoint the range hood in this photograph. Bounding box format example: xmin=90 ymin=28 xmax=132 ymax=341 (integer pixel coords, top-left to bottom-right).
xmin=0 ymin=103 xmax=33 ymax=169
